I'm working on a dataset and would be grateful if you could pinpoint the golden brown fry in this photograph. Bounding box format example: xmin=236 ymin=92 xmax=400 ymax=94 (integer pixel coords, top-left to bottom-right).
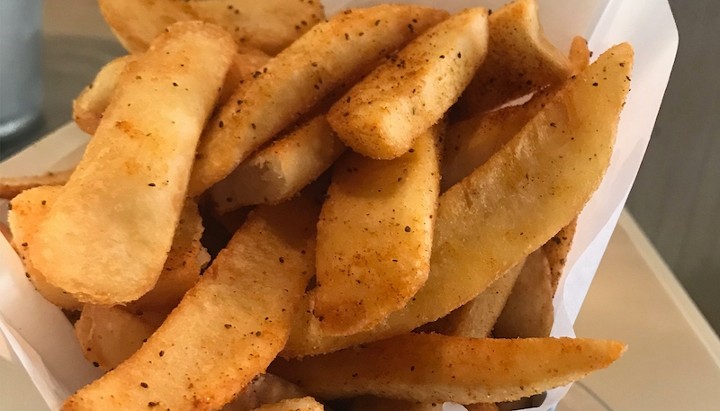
xmin=210 ymin=115 xmax=345 ymax=213
xmin=62 ymin=192 xmax=319 ymax=411
xmin=75 ymin=305 xmax=159 ymax=371
xmin=219 ymin=49 xmax=272 ymax=107
xmin=273 ymin=333 xmax=626 ymax=403
xmin=543 ymin=218 xmax=578 ymax=293
xmin=423 ymin=262 xmax=523 ymax=338
xmin=250 ymin=397 xmax=324 ymax=411
xmin=441 ymin=93 xmax=548 ymax=191
xmin=283 ymin=43 xmax=633 ymax=358
xmin=224 ymin=374 xmax=305 ymax=411
xmin=31 ymin=22 xmax=235 ymax=305
xmin=456 ymin=0 xmax=572 ymax=116
xmin=328 ymin=8 xmax=488 ymax=159
xmin=73 ymin=55 xmax=137 ymax=135
xmin=493 ymin=249 xmax=554 ymax=338
xmin=128 ymin=200 xmax=209 ymax=312
xmin=99 ymin=0 xmax=324 ymax=55
xmin=8 ymin=186 xmax=82 ymax=311
xmin=0 ymin=169 xmax=73 ymax=200
xmin=313 ymin=125 xmax=443 ymax=335
xmin=569 ymin=36 xmax=591 ymax=75
xmin=73 ymin=50 xmax=269 ymax=137
xmin=466 ymin=404 xmax=501 ymax=411
xmin=189 ymin=5 xmax=449 ymax=195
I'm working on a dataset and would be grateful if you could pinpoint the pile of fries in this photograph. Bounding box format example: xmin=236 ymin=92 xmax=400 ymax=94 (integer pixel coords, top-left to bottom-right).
xmin=1 ymin=0 xmax=634 ymax=410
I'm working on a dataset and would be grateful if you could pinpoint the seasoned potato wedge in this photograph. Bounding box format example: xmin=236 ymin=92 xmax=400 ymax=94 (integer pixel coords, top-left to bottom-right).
xmin=30 ymin=22 xmax=234 ymax=305
xmin=98 ymin=0 xmax=324 ymax=55
xmin=313 ymin=124 xmax=442 ymax=335
xmin=328 ymin=8 xmax=488 ymax=159
xmin=273 ymin=334 xmax=626 ymax=403
xmin=189 ymin=5 xmax=449 ymax=195
xmin=456 ymin=0 xmax=571 ymax=116
xmin=210 ymin=115 xmax=345 ymax=212
xmin=493 ymin=249 xmax=554 ymax=338
xmin=8 ymin=186 xmax=81 ymax=310
xmin=0 ymin=169 xmax=73 ymax=200
xmin=73 ymin=55 xmax=137 ymax=136
xmin=75 ymin=305 xmax=159 ymax=371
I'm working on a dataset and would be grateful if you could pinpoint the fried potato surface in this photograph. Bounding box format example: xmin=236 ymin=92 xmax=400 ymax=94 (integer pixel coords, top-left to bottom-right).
xmin=283 ymin=43 xmax=633 ymax=358
xmin=0 ymin=169 xmax=73 ymax=200
xmin=99 ymin=0 xmax=324 ymax=55
xmin=423 ymin=261 xmax=523 ymax=338
xmin=456 ymin=0 xmax=571 ymax=116
xmin=128 ymin=200 xmax=209 ymax=312
xmin=73 ymin=55 xmax=136 ymax=135
xmin=224 ymin=374 xmax=305 ymax=411
xmin=273 ymin=333 xmax=625 ymax=403
xmin=328 ymin=8 xmax=488 ymax=159
xmin=75 ymin=305 xmax=158 ymax=371
xmin=62 ymin=193 xmax=319 ymax=411
xmin=211 ymin=115 xmax=345 ymax=212
xmin=543 ymin=218 xmax=578 ymax=293
xmin=8 ymin=186 xmax=81 ymax=310
xmin=314 ymin=124 xmax=442 ymax=335
xmin=30 ymin=22 xmax=234 ymax=305
xmin=493 ymin=249 xmax=554 ymax=338
xmin=569 ymin=36 xmax=591 ymax=75
xmin=189 ymin=5 xmax=449 ymax=195
xmin=250 ymin=397 xmax=324 ymax=411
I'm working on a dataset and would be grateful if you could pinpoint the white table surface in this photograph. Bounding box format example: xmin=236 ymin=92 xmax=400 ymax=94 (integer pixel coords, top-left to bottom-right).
xmin=2 ymin=125 xmax=719 ymax=410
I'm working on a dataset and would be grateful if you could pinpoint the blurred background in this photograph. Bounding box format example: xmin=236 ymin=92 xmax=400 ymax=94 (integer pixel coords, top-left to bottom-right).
xmin=0 ymin=0 xmax=718 ymax=332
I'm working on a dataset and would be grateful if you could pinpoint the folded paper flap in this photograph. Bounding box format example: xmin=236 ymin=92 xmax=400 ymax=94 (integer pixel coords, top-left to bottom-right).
xmin=0 ymin=0 xmax=678 ymax=410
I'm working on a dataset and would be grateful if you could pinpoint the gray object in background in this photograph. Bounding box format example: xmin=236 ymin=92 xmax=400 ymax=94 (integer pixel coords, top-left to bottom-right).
xmin=0 ymin=0 xmax=43 ymax=138
xmin=627 ymin=0 xmax=720 ymax=332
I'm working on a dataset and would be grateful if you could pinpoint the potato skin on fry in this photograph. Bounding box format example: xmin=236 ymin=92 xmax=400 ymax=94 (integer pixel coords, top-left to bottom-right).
xmin=30 ymin=22 xmax=235 ymax=305
xmin=283 ymin=43 xmax=633 ymax=358
xmin=189 ymin=5 xmax=449 ymax=195
xmin=313 ymin=124 xmax=442 ymax=335
xmin=272 ymin=333 xmax=626 ymax=403
xmin=62 ymin=193 xmax=320 ymax=411
xmin=250 ymin=397 xmax=324 ymax=411
xmin=328 ymin=8 xmax=488 ymax=159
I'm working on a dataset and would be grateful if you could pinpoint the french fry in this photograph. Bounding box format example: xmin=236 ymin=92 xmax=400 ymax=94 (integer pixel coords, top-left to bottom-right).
xmin=128 ymin=200 xmax=209 ymax=312
xmin=456 ymin=0 xmax=572 ymax=117
xmin=344 ymin=396 xmax=495 ymax=411
xmin=422 ymin=261 xmax=523 ymax=338
xmin=75 ymin=305 xmax=159 ymax=371
xmin=493 ymin=249 xmax=554 ymax=338
xmin=441 ymin=93 xmax=547 ymax=191
xmin=250 ymin=397 xmax=324 ymax=411
xmin=189 ymin=5 xmax=449 ymax=195
xmin=73 ymin=50 xmax=270 ymax=136
xmin=569 ymin=36 xmax=591 ymax=75
xmin=8 ymin=186 xmax=82 ymax=311
xmin=0 ymin=169 xmax=74 ymax=200
xmin=543 ymin=218 xmax=578 ymax=293
xmin=73 ymin=55 xmax=137 ymax=135
xmin=98 ymin=0 xmax=324 ymax=55
xmin=313 ymin=124 xmax=443 ymax=335
xmin=328 ymin=8 xmax=488 ymax=159
xmin=30 ymin=22 xmax=235 ymax=305
xmin=224 ymin=374 xmax=306 ymax=411
xmin=283 ymin=43 xmax=633 ymax=358
xmin=10 ymin=186 xmax=208 ymax=312
xmin=62 ymin=192 xmax=319 ymax=411
xmin=210 ymin=115 xmax=345 ymax=213
xmin=219 ymin=50 xmax=272 ymax=106
xmin=272 ymin=333 xmax=626 ymax=403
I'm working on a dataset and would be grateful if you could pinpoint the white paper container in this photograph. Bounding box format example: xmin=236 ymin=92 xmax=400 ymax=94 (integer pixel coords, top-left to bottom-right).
xmin=0 ymin=0 xmax=678 ymax=409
